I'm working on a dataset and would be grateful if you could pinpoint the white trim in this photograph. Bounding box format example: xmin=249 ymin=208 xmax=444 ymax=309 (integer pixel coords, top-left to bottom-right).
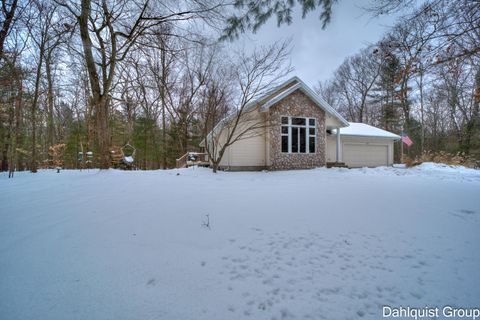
xmin=339 ymin=133 xmax=400 ymax=140
xmin=281 ymin=116 xmax=316 ymax=154
xmin=259 ymin=79 xmax=349 ymax=127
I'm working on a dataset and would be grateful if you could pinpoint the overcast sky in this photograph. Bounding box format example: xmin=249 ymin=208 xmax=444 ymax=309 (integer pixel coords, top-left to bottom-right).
xmin=234 ymin=0 xmax=401 ymax=88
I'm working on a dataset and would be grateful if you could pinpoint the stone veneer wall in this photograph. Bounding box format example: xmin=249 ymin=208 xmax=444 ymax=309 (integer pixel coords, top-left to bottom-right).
xmin=269 ymin=90 xmax=326 ymax=170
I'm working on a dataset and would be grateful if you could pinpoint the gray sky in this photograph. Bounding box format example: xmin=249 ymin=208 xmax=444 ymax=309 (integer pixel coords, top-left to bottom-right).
xmin=235 ymin=0 xmax=401 ymax=88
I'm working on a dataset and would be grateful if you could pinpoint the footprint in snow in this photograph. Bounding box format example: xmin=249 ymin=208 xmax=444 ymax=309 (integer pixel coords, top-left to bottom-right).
xmin=357 ymin=310 xmax=366 ymax=317
xmin=449 ymin=209 xmax=478 ymax=221
xmin=410 ymin=291 xmax=423 ymax=299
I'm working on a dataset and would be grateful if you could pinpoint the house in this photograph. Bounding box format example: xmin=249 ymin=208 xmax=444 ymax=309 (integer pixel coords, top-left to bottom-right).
xmin=201 ymin=77 xmax=400 ymax=170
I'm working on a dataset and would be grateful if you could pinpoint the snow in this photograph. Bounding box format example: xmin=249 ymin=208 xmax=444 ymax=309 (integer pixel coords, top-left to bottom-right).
xmin=334 ymin=122 xmax=401 ymax=139
xmin=1 ymin=165 xmax=479 ymax=320
xmin=123 ymin=156 xmax=134 ymax=164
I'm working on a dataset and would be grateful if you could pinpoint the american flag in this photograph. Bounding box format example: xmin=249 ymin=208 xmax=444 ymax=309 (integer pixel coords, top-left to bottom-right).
xmin=401 ymin=132 xmax=413 ymax=147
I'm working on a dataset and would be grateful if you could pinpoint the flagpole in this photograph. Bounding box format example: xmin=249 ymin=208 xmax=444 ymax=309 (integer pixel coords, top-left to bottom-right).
xmin=400 ymin=132 xmax=404 ymax=164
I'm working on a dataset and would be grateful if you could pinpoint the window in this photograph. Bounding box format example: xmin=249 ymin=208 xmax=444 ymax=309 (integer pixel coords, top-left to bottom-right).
xmin=281 ymin=117 xmax=316 ymax=153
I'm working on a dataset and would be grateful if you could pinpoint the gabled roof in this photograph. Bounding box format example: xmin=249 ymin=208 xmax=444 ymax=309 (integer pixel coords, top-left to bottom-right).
xmin=258 ymin=77 xmax=349 ymax=127
xmin=333 ymin=122 xmax=401 ymax=140
xmin=200 ymin=76 xmax=348 ymax=147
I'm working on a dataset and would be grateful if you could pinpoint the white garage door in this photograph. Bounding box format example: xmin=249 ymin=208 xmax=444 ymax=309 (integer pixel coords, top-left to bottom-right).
xmin=343 ymin=143 xmax=388 ymax=168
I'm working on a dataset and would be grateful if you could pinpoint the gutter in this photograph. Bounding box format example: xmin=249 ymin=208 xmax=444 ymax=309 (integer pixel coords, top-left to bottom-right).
xmin=338 ymin=133 xmax=401 ymax=141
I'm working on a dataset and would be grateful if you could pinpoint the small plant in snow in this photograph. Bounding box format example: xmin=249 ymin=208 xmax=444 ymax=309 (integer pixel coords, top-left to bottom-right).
xmin=202 ymin=214 xmax=211 ymax=229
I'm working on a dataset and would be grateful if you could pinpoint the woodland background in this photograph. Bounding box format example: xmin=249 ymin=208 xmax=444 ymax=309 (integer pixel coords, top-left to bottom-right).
xmin=0 ymin=0 xmax=478 ymax=173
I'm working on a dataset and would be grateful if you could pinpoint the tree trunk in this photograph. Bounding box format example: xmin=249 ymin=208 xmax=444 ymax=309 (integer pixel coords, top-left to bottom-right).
xmin=160 ymin=46 xmax=168 ymax=169
xmin=183 ymin=120 xmax=188 ymax=154
xmin=78 ymin=0 xmax=116 ymax=168
xmin=418 ymin=67 xmax=425 ymax=154
xmin=96 ymin=96 xmax=111 ymax=169
xmin=0 ymin=0 xmax=18 ymax=59
xmin=9 ymin=77 xmax=22 ymax=178
xmin=463 ymin=66 xmax=480 ymax=155
xmin=144 ymin=117 xmax=148 ymax=170
xmin=1 ymin=97 xmax=13 ymax=172
xmin=30 ymin=45 xmax=45 ymax=173
xmin=46 ymin=54 xmax=55 ymax=151
xmin=1 ymin=142 xmax=8 ymax=172
xmin=86 ymin=96 xmax=94 ymax=153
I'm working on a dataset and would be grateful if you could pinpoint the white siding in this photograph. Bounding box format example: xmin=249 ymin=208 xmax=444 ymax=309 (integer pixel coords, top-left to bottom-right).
xmin=326 ymin=135 xmax=337 ymax=162
xmin=229 ymin=134 xmax=265 ymax=166
xmin=217 ymin=111 xmax=266 ymax=168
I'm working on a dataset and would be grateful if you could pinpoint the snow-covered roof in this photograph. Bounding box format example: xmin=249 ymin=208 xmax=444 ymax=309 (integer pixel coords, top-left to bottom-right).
xmin=334 ymin=122 xmax=400 ymax=140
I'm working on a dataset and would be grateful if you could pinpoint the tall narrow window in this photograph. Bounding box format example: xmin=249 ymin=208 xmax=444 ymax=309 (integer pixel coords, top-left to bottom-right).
xmin=281 ymin=117 xmax=289 ymax=153
xmin=292 ymin=127 xmax=299 ymax=152
xmin=309 ymin=119 xmax=316 ymax=153
xmin=280 ymin=117 xmax=316 ymax=154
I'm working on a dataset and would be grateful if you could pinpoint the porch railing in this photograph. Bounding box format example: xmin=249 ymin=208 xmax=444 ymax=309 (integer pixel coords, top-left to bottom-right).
xmin=176 ymin=152 xmax=209 ymax=168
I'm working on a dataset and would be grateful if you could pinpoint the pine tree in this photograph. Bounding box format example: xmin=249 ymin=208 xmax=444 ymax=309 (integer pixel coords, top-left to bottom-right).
xmin=373 ymin=51 xmax=403 ymax=133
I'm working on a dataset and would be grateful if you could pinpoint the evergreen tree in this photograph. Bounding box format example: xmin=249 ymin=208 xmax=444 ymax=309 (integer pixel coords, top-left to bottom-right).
xmin=372 ymin=51 xmax=403 ymax=133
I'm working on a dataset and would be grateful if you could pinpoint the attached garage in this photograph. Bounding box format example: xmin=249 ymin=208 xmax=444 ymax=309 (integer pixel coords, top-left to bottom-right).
xmin=328 ymin=123 xmax=400 ymax=168
xmin=343 ymin=142 xmax=389 ymax=167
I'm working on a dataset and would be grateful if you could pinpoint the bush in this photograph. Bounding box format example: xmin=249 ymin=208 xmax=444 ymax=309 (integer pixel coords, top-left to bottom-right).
xmin=404 ymin=151 xmax=479 ymax=168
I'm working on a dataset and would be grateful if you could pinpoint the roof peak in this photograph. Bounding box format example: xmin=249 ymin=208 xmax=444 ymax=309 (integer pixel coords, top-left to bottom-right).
xmin=258 ymin=77 xmax=349 ymax=127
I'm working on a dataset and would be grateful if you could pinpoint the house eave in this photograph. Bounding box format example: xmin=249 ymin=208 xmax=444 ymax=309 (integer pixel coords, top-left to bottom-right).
xmin=338 ymin=133 xmax=401 ymax=141
xmin=258 ymin=81 xmax=349 ymax=127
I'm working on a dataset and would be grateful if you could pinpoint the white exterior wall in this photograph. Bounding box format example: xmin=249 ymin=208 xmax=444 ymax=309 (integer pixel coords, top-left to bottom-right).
xmin=218 ymin=111 xmax=266 ymax=168
xmin=224 ymin=134 xmax=265 ymax=167
xmin=326 ymin=135 xmax=338 ymax=162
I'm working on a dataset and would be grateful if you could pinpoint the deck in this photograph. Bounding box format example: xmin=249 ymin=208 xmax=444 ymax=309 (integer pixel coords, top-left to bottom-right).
xmin=176 ymin=152 xmax=210 ymax=168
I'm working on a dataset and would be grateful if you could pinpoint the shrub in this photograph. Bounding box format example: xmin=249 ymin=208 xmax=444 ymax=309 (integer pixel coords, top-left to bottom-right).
xmin=404 ymin=151 xmax=479 ymax=168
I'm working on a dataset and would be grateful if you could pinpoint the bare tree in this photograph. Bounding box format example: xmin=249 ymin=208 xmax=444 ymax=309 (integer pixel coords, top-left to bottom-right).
xmin=0 ymin=0 xmax=19 ymax=59
xmin=25 ymin=0 xmax=68 ymax=172
xmin=202 ymin=41 xmax=292 ymax=173
xmin=368 ymin=0 xmax=480 ymax=64
xmin=55 ymin=0 xmax=225 ymax=168
xmin=316 ymin=46 xmax=380 ymax=124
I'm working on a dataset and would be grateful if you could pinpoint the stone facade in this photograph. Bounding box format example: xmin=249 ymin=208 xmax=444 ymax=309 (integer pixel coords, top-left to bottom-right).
xmin=268 ymin=90 xmax=326 ymax=170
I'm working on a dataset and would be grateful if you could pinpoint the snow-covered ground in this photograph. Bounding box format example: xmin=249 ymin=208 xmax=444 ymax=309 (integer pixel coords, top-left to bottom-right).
xmin=1 ymin=164 xmax=479 ymax=320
